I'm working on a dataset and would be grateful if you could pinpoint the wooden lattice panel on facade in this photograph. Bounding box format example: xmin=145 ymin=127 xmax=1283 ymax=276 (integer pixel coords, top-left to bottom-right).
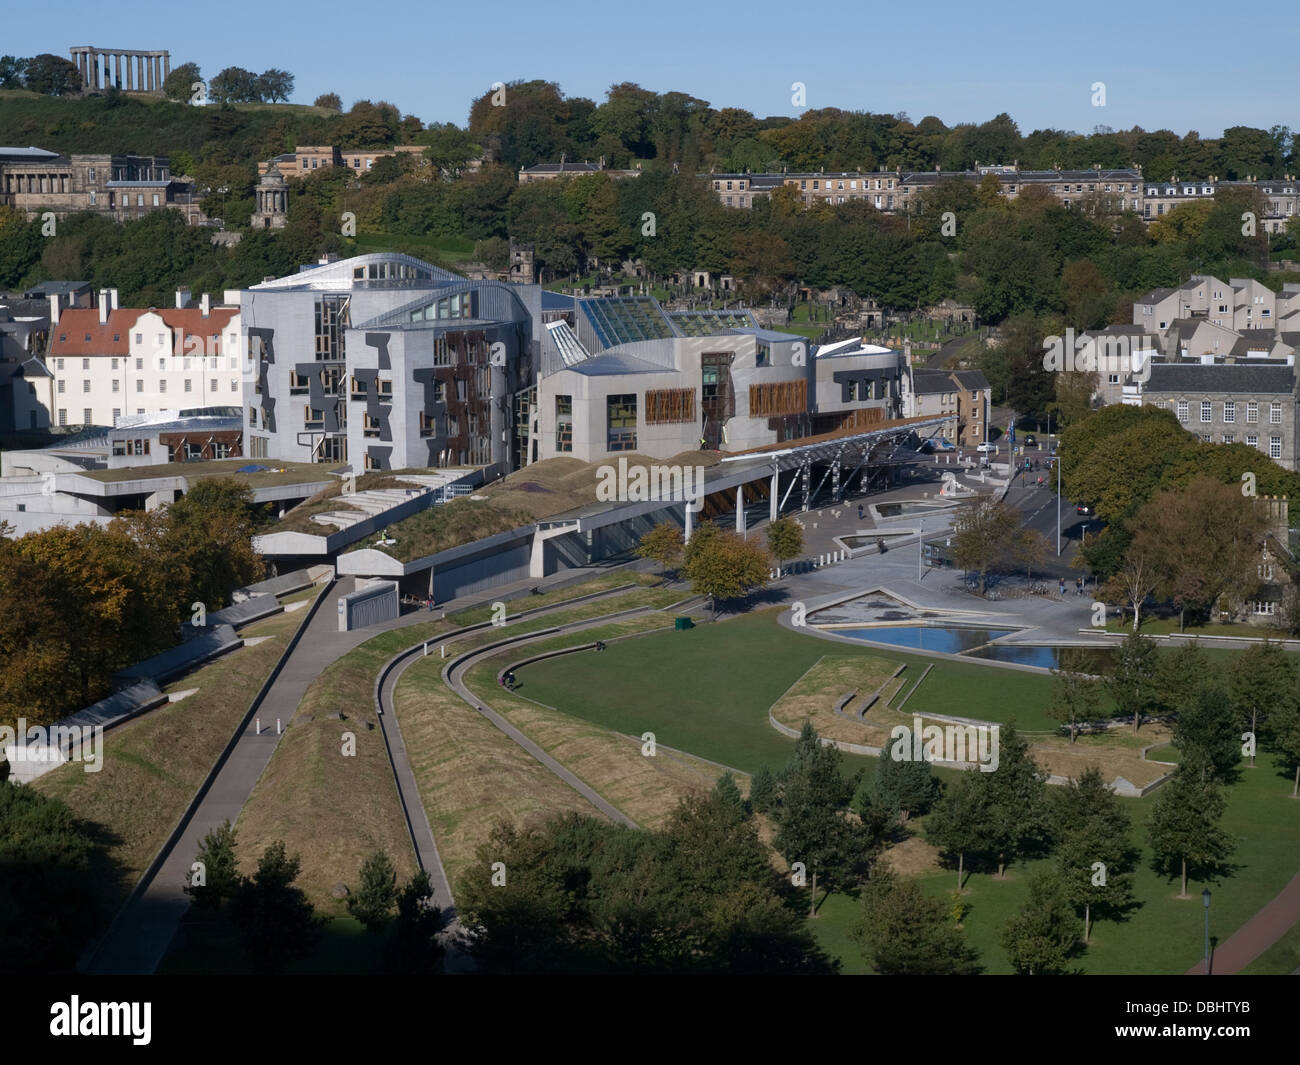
xmin=645 ymin=388 xmax=696 ymax=424
xmin=749 ymin=379 xmax=807 ymax=417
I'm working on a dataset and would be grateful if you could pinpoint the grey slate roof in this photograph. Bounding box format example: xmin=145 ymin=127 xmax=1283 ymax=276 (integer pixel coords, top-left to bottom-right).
xmin=1144 ymin=363 xmax=1295 ymax=393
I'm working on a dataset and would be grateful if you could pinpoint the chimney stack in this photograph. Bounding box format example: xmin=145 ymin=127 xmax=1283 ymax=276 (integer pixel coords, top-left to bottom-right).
xmin=48 ymin=293 xmax=60 ymax=328
xmin=98 ymin=290 xmax=109 ymax=325
xmin=109 ymin=288 xmax=119 ymax=310
xmin=176 ymin=287 xmax=191 ymax=309
xmin=200 ymin=293 xmax=210 ymax=318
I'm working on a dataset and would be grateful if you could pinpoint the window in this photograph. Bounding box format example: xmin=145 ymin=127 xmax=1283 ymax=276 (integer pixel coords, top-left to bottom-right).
xmin=210 ymin=379 xmax=218 ymax=393
xmin=606 ymin=394 xmax=638 ymax=452
xmin=82 ymin=358 xmax=89 ymax=370
xmin=57 ymin=380 xmax=65 ymax=394
xmin=377 ymin=378 xmax=392 ymax=398
xmin=159 ymin=380 xmax=166 ymax=393
xmin=1261 ymin=559 xmax=1274 ymax=580
xmin=56 ymin=358 xmax=64 ymax=370
xmin=1200 ymin=401 xmax=1212 ymax=422
xmin=1176 ymin=400 xmax=1188 ymax=422
xmin=230 ymin=380 xmax=238 ymax=392
xmin=111 ymin=358 xmax=118 ymax=370
xmin=184 ymin=379 xmax=192 ymax=393
xmin=363 ymin=412 xmax=381 ymax=438
xmin=418 ymin=411 xmax=437 ymax=437
xmin=1224 ymin=401 xmax=1235 ymax=423
xmin=83 ymin=408 xmax=92 ymax=424
xmin=1247 ymin=434 xmax=1258 ymax=449
xmin=58 ymin=409 xmax=66 ymax=426
xmin=1254 ymin=601 xmax=1276 ymax=616
xmin=1248 ymin=401 xmax=1259 ymax=423
xmin=1270 ymin=402 xmax=1282 ymax=424
xmin=134 ymin=379 xmax=142 ymax=393
xmin=1270 ymin=437 xmax=1283 ymax=458
xmin=112 ymin=408 xmax=119 ymax=423
xmin=82 ymin=380 xmax=90 ymax=393
xmin=135 ymin=358 xmax=143 ymax=370
xmin=1223 ymin=434 xmax=1234 ymax=444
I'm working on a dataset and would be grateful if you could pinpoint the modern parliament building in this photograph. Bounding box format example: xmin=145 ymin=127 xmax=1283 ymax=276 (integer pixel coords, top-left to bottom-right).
xmin=231 ymin=253 xmax=913 ymax=476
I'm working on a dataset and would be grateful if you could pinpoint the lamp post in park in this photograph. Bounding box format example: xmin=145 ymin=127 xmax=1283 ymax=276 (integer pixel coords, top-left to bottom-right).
xmin=1202 ymin=890 xmax=1212 ymax=975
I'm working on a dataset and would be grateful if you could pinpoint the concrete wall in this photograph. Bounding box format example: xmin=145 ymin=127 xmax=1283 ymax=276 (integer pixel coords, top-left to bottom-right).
xmin=338 ymin=579 xmax=399 ymax=630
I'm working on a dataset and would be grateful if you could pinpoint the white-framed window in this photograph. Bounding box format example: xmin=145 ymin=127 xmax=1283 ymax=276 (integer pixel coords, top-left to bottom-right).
xmin=135 ymin=357 xmax=143 ymax=370
xmin=1253 ymin=601 xmax=1276 ymax=616
xmin=82 ymin=380 xmax=90 ymax=393
xmin=136 ymin=379 xmax=143 ymax=392
xmin=230 ymin=379 xmax=238 ymax=392
xmin=111 ymin=379 xmax=119 ymax=393
xmin=1270 ymin=402 xmax=1282 ymax=424
xmin=1223 ymin=433 xmax=1234 ymax=444
xmin=1247 ymin=434 xmax=1258 ymax=448
xmin=1270 ymin=437 xmax=1282 ymax=458
xmin=184 ymin=379 xmax=192 ymax=393
xmin=111 ymin=358 xmax=118 ymax=370
xmin=58 ymin=408 xmax=67 ymax=425
xmin=1248 ymin=401 xmax=1259 ymax=423
xmin=57 ymin=379 xmax=65 ymax=393
xmin=1201 ymin=401 xmax=1212 ymax=422
xmin=159 ymin=380 xmax=166 ymax=393
xmin=210 ymin=379 xmax=218 ymax=393
xmin=83 ymin=408 xmax=92 ymax=424
xmin=82 ymin=358 xmax=89 ymax=370
xmin=1260 ymin=560 xmax=1274 ymax=580
xmin=1224 ymin=401 xmax=1235 ymax=422
xmin=1176 ymin=400 xmax=1189 ymax=422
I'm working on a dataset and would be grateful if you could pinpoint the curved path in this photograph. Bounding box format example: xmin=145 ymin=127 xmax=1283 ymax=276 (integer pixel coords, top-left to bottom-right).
xmin=84 ymin=577 xmax=643 ymax=973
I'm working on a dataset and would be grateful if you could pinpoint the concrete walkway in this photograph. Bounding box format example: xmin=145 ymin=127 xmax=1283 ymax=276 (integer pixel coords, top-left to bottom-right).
xmin=82 ymin=567 xmax=644 ymax=973
xmin=1187 ymin=867 xmax=1300 ymax=975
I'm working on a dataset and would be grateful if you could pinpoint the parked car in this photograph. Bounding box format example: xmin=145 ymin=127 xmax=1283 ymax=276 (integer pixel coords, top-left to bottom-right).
xmin=976 ymin=442 xmax=997 ymax=453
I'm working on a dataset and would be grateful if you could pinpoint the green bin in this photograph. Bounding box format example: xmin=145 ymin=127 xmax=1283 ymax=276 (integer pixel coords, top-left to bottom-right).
xmin=674 ymin=616 xmax=694 ymax=630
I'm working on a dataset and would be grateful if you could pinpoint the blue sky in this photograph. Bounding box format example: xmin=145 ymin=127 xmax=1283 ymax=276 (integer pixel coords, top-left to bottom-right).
xmin=10 ymin=0 xmax=1298 ymax=138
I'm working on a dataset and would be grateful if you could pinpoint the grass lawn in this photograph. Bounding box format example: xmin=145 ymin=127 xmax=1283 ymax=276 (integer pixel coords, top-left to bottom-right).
xmin=32 ymin=609 xmax=302 ymax=917
xmin=809 ymin=752 xmax=1300 ymax=974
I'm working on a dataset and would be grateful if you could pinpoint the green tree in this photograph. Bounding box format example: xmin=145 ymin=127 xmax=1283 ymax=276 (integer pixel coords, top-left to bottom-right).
xmin=748 ymin=764 xmax=778 ymax=815
xmin=1154 ymin=640 xmax=1214 ymax=718
xmin=1051 ymin=768 xmax=1136 ymax=942
xmin=850 ymin=868 xmax=981 ymax=974
xmin=682 ymin=527 xmax=769 ymax=619
xmin=1000 ymin=870 xmax=1080 ymax=974
xmin=925 ymin=772 xmax=989 ymax=890
xmin=209 ymin=66 xmax=260 ymax=105
xmin=872 ymin=744 xmax=940 ymax=823
xmin=162 ymin=62 xmax=200 ymax=102
xmin=712 ymin=771 xmax=747 ymax=815
xmin=228 ymin=841 xmax=323 ymax=973
xmin=771 ymin=723 xmax=875 ymax=915
xmin=1106 ymin=631 xmax=1161 ymax=735
xmin=1228 ymin=640 xmax=1295 ymax=767
xmin=635 ymin=520 xmax=684 ymax=580
xmin=314 ymin=92 xmax=342 ymax=111
xmin=974 ymin=722 xmax=1049 ymax=878
xmin=23 ymin=54 xmax=81 ymax=96
xmin=255 ymin=68 xmax=294 ymax=104
xmin=346 ymin=850 xmax=398 ymax=931
xmin=185 ymin=820 xmax=240 ymax=911
xmin=1148 ymin=764 xmax=1234 ymax=897
xmin=950 ymin=497 xmax=1021 ymax=595
xmin=0 ymin=781 xmax=105 ymax=973
xmin=0 ymin=56 xmax=27 ymax=89
xmin=384 ymin=870 xmax=447 ymax=974
xmin=1273 ymin=700 xmax=1300 ymax=797
xmin=1173 ymin=688 xmax=1242 ymax=784
xmin=1049 ymin=664 xmax=1102 ymax=743
xmin=765 ymin=516 xmax=804 ymax=576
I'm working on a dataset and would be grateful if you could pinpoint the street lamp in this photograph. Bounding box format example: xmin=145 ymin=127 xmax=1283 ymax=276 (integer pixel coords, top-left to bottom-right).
xmin=1202 ymin=890 xmax=1212 ymax=975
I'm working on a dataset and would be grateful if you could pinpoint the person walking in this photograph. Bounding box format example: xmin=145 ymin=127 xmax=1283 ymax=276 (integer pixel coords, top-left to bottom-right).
xmin=1059 ymin=577 xmax=1066 ymax=597
xmin=857 ymin=503 xmax=864 ymax=520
